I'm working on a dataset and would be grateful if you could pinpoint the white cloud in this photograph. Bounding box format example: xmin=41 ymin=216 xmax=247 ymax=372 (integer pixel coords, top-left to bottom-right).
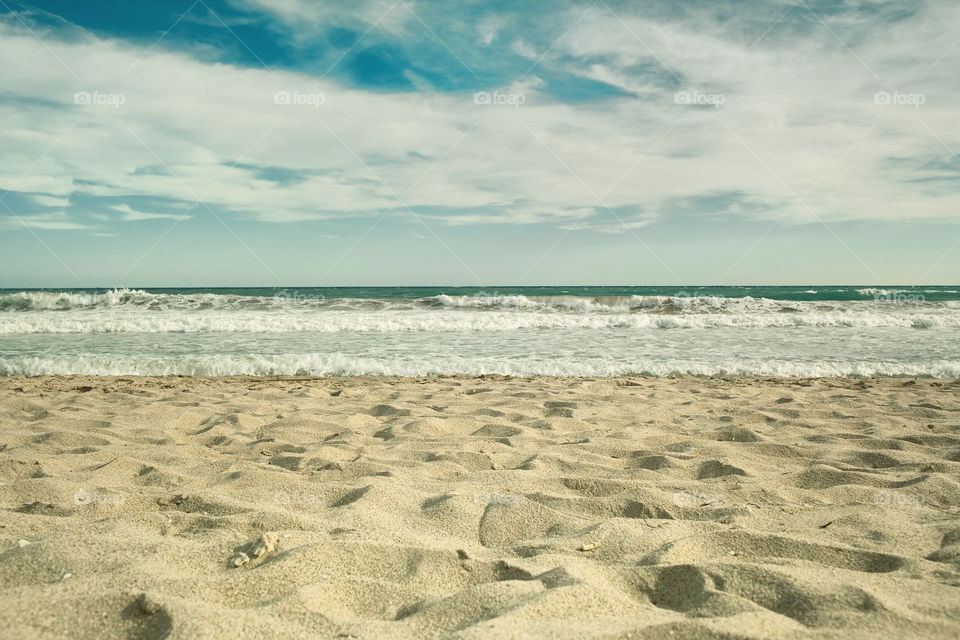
xmin=1 ymin=212 xmax=89 ymax=230
xmin=0 ymin=0 xmax=958 ymax=239
xmin=110 ymin=204 xmax=193 ymax=221
xmin=32 ymin=194 xmax=71 ymax=207
xmin=511 ymin=39 xmax=537 ymax=58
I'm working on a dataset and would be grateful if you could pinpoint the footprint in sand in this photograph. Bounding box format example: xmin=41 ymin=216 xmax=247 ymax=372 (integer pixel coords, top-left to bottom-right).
xmin=368 ymin=404 xmax=411 ymax=418
xmin=543 ymin=401 xmax=576 ymax=418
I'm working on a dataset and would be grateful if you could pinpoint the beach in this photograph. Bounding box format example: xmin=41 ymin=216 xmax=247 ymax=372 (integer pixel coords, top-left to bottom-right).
xmin=1 ymin=374 xmax=958 ymax=639
xmin=4 ymin=0 xmax=960 ymax=636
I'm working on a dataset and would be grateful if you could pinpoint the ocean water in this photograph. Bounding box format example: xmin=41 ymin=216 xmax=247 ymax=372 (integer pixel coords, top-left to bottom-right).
xmin=1 ymin=286 xmax=958 ymax=377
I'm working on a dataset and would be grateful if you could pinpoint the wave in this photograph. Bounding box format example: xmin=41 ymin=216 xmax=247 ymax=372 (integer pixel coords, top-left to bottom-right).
xmin=429 ymin=293 xmax=745 ymax=312
xmin=0 ymin=289 xmax=762 ymax=313
xmin=0 ymin=289 xmax=335 ymax=312
xmin=0 ymin=307 xmax=957 ymax=334
xmin=3 ymin=288 xmax=954 ymax=315
xmin=2 ymin=353 xmax=957 ymax=377
xmin=854 ymin=288 xmax=944 ymax=297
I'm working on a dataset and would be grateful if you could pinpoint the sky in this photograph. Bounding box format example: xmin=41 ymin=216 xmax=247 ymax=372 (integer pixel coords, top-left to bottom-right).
xmin=0 ymin=0 xmax=958 ymax=287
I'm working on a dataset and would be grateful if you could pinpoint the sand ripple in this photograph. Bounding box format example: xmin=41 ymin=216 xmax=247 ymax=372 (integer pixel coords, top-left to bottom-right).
xmin=1 ymin=375 xmax=958 ymax=639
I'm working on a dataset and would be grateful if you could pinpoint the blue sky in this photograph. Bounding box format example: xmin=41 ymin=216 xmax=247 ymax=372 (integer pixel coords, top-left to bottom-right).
xmin=0 ymin=0 xmax=958 ymax=286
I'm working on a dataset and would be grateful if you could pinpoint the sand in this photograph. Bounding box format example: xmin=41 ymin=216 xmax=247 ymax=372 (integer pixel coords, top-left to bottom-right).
xmin=0 ymin=375 xmax=958 ymax=639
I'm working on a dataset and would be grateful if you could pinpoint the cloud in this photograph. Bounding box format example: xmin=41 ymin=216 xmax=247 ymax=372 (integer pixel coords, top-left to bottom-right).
xmin=32 ymin=194 xmax=71 ymax=207
xmin=1 ymin=212 xmax=90 ymax=230
xmin=0 ymin=0 xmax=957 ymax=245
xmin=110 ymin=204 xmax=193 ymax=221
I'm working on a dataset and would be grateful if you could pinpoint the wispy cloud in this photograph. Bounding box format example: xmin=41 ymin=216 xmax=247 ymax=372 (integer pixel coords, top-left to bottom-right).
xmin=110 ymin=204 xmax=193 ymax=222
xmin=0 ymin=0 xmax=958 ymax=283
xmin=2 ymin=212 xmax=90 ymax=230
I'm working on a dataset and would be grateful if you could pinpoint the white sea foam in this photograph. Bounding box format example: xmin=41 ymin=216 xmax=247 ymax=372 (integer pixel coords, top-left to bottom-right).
xmin=855 ymin=288 xmax=917 ymax=296
xmin=0 ymin=289 xmax=328 ymax=311
xmin=1 ymin=306 xmax=958 ymax=334
xmin=2 ymin=353 xmax=958 ymax=378
xmin=429 ymin=293 xmax=781 ymax=312
xmin=3 ymin=289 xmax=956 ymax=378
xmin=2 ymin=289 xmax=953 ymax=314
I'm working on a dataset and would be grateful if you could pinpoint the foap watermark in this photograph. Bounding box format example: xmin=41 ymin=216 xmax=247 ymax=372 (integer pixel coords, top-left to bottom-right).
xmin=69 ymin=291 xmax=100 ymax=308
xmin=273 ymin=289 xmax=327 ymax=305
xmin=74 ymin=488 xmax=125 ymax=506
xmin=874 ymin=491 xmax=925 ymax=506
xmin=674 ymin=91 xmax=725 ymax=108
xmin=474 ymin=491 xmax=524 ymax=506
xmin=873 ymin=291 xmax=925 ymax=306
xmin=673 ymin=289 xmax=709 ymax=300
xmin=470 ymin=290 xmax=505 ymax=306
xmin=73 ymin=91 xmax=126 ymax=109
xmin=273 ymin=90 xmax=326 ymax=108
xmin=671 ymin=290 xmax=715 ymax=310
xmin=473 ymin=91 xmax=526 ymax=107
xmin=873 ymin=91 xmax=925 ymax=108
xmin=274 ymin=490 xmax=323 ymax=506
xmin=673 ymin=490 xmax=727 ymax=507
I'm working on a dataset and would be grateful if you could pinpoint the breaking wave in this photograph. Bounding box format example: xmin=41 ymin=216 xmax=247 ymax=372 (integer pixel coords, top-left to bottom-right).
xmin=1 ymin=288 xmax=957 ymax=335
xmin=2 ymin=288 xmax=955 ymax=378
xmin=2 ymin=353 xmax=958 ymax=378
xmin=1 ymin=306 xmax=958 ymax=334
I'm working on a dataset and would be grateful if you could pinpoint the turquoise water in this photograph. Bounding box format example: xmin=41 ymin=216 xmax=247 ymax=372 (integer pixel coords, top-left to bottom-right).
xmin=1 ymin=287 xmax=957 ymax=377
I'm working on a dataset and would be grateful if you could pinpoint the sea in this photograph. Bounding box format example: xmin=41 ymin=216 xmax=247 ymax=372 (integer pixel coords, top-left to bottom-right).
xmin=1 ymin=286 xmax=958 ymax=377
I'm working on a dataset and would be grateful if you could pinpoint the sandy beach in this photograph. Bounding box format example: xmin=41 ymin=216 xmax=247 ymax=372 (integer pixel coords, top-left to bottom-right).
xmin=1 ymin=375 xmax=958 ymax=639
